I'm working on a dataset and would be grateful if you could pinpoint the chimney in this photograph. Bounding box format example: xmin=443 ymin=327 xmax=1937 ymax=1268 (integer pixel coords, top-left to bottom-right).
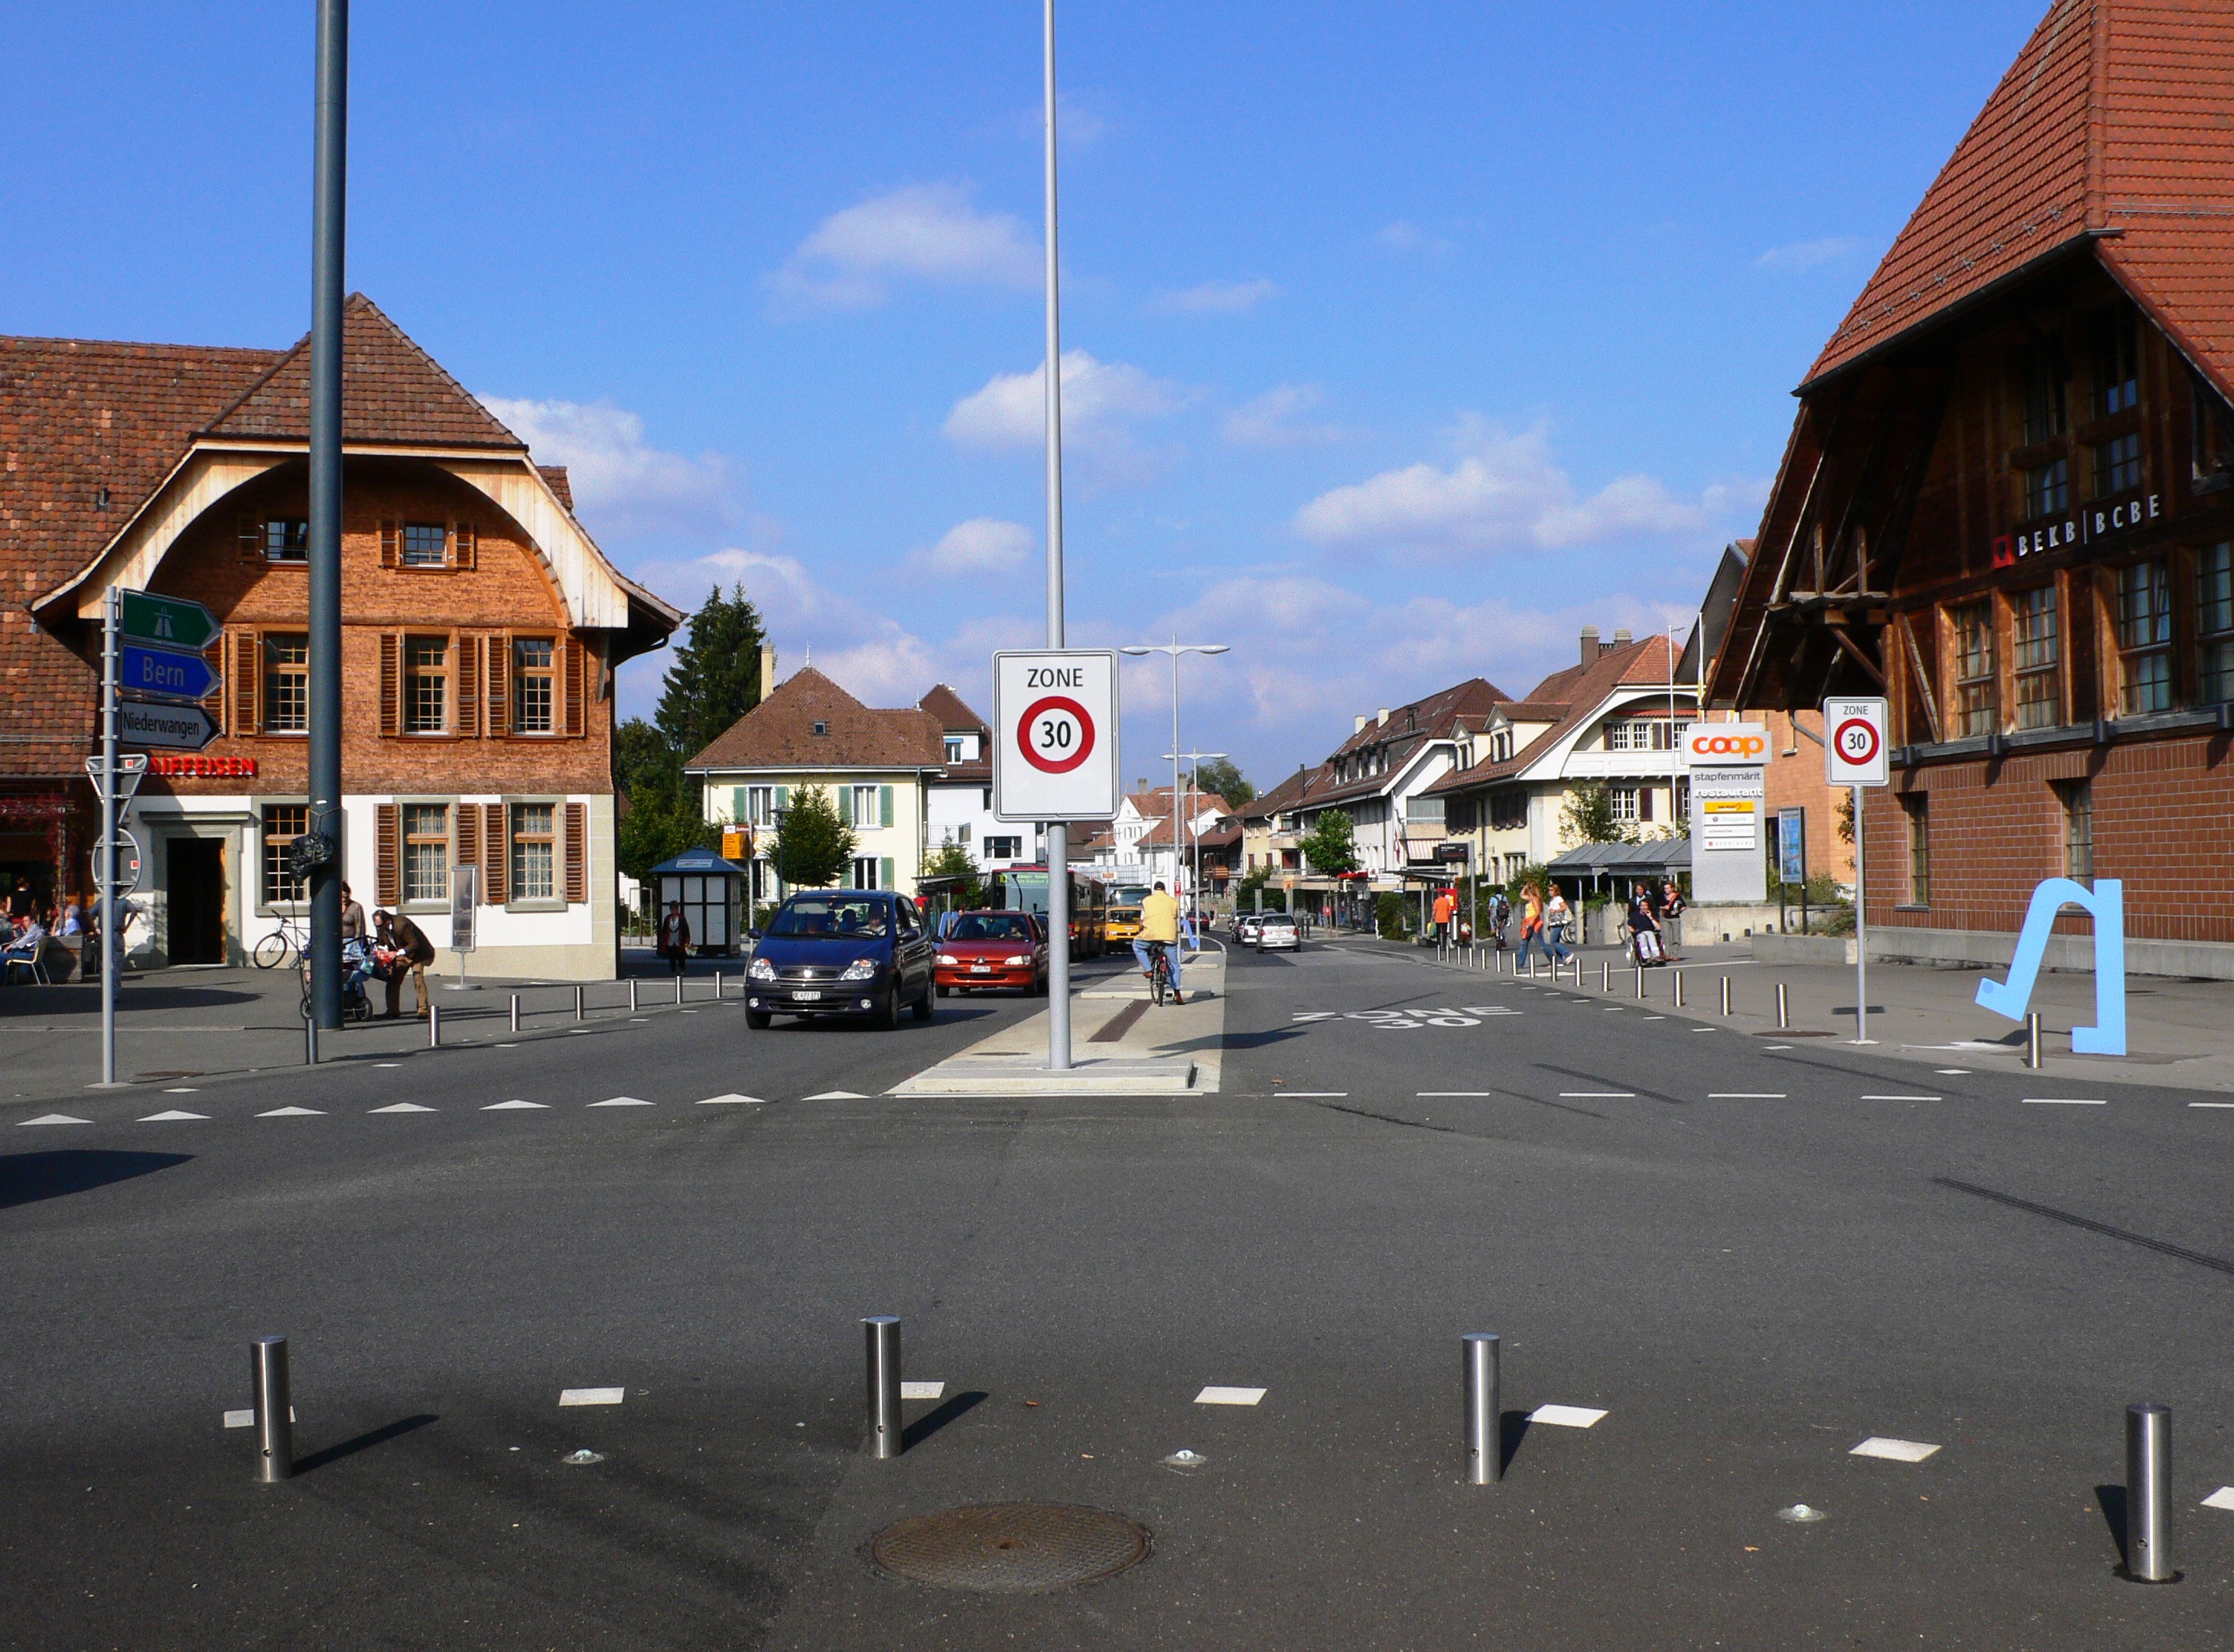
xmin=1377 ymin=707 xmax=1391 ymax=727
xmin=1580 ymin=625 xmax=1599 ymax=665
xmin=756 ymin=644 xmax=778 ymax=705
xmin=1354 ymin=714 xmax=1370 ymax=734
xmin=1613 ymin=628 xmax=1632 ymax=649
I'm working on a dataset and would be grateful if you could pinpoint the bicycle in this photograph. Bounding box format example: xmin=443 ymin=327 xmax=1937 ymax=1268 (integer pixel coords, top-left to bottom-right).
xmin=1144 ymin=939 xmax=1175 ymax=1008
xmin=254 ymin=914 xmax=311 ymax=970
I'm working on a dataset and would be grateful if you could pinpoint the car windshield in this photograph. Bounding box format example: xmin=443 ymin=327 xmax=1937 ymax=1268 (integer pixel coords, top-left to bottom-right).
xmin=1110 ymin=907 xmax=1140 ymax=922
xmin=768 ymin=897 xmax=889 ymax=938
xmin=952 ymin=914 xmax=1032 ymax=941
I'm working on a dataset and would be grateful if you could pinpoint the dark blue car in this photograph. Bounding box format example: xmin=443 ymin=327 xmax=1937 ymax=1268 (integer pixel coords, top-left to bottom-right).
xmin=744 ymin=890 xmax=935 ymax=1029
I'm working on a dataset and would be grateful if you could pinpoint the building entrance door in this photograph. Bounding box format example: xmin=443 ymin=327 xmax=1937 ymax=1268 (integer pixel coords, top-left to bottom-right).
xmin=166 ymin=838 xmax=226 ymax=964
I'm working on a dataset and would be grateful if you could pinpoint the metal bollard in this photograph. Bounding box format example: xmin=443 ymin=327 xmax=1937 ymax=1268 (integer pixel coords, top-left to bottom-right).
xmin=2026 ymin=1010 xmax=2043 ymax=1069
xmin=1634 ymin=965 xmax=1644 ymax=1000
xmin=1463 ymin=1332 xmax=1501 ymax=1485
xmin=428 ymin=1001 xmax=440 ymax=1048
xmin=2126 ymin=1403 xmax=2176 ymax=1582
xmin=304 ymin=1015 xmax=318 ymax=1066
xmin=574 ymin=984 xmax=585 ymax=1020
xmin=1530 ymin=956 xmax=1540 ymax=980
xmin=509 ymin=993 xmax=520 ymax=1033
xmin=1776 ymin=981 xmax=1790 ymax=1029
xmin=252 ymin=1335 xmax=294 ymax=1484
xmin=676 ymin=974 xmax=684 ymax=1006
xmin=629 ymin=979 xmax=638 ymax=1013
xmin=1673 ymin=969 xmax=1685 ymax=1008
xmin=1720 ymin=975 xmax=1732 ymax=1016
xmin=714 ymin=970 xmax=723 ymax=1000
xmin=1601 ymin=960 xmax=1610 ymax=993
xmin=864 ymin=1315 xmax=903 ymax=1459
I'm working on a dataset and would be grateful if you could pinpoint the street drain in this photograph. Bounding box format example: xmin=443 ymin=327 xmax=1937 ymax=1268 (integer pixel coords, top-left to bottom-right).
xmin=870 ymin=1503 xmax=1150 ymax=1592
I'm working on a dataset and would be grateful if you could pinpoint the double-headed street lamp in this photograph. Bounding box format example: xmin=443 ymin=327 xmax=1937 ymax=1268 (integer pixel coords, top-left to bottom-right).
xmin=1119 ymin=638 xmax=1228 ymax=906
xmin=1165 ymin=749 xmax=1227 ymax=920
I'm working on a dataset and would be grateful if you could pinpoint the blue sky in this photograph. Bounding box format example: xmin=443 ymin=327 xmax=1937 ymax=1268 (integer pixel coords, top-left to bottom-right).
xmin=2 ymin=2 xmax=2048 ymax=785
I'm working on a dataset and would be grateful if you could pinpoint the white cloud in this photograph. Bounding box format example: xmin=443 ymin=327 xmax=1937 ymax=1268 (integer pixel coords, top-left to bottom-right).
xmin=1754 ymin=236 xmax=1864 ymax=272
xmin=1222 ymin=383 xmax=1348 ymax=449
xmin=766 ymin=182 xmax=1038 ymax=311
xmin=1005 ymin=92 xmax=1108 ymax=147
xmin=1293 ymin=416 xmax=1709 ymax=557
xmin=943 ymin=350 xmax=1188 ymax=483
xmin=1150 ymin=277 xmax=1278 ymax=316
xmin=910 ymin=517 xmax=1035 ymax=577
xmin=479 ymin=395 xmax=742 ymax=538
xmin=1376 ymin=220 xmax=1452 ymax=255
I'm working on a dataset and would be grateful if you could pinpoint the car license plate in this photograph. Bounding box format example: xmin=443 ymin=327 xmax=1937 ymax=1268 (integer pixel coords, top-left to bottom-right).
xmin=792 ymin=989 xmax=822 ymax=1001
xmin=972 ymin=963 xmax=991 ymax=973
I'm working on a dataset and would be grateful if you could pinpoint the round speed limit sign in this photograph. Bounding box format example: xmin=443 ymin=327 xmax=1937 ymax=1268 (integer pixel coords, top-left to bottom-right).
xmin=1834 ymin=717 xmax=1879 ymax=766
xmin=1017 ymin=695 xmax=1095 ymax=774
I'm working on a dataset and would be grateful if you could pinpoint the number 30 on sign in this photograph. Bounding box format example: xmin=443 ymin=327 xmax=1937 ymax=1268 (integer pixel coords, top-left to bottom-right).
xmin=993 ymin=649 xmax=1122 ymax=822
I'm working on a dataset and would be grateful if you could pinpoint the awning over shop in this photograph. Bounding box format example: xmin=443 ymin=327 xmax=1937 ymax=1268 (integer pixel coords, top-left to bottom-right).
xmin=1544 ymin=839 xmax=1693 ymax=880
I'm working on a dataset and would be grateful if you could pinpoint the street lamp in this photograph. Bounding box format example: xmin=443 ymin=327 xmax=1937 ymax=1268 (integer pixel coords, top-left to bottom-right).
xmin=1164 ymin=748 xmax=1227 ymax=922
xmin=1120 ymin=639 xmax=1228 ymax=906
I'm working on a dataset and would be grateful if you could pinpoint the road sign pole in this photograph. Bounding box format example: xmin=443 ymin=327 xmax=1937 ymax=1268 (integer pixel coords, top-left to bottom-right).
xmin=305 ymin=0 xmax=349 ymax=1032
xmin=99 ymin=587 xmax=119 ymax=1088
xmin=1852 ymin=781 xmax=1870 ymax=1045
xmin=1042 ymin=0 xmax=1069 ymax=1072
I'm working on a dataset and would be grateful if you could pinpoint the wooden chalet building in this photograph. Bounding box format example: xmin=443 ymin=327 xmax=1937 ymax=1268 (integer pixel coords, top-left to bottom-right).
xmin=7 ymin=296 xmax=679 ymax=977
xmin=1709 ymin=0 xmax=2234 ymax=974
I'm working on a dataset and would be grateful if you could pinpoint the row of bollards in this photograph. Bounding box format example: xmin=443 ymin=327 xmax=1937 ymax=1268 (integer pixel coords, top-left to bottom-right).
xmin=307 ymin=973 xmax=726 ymax=1062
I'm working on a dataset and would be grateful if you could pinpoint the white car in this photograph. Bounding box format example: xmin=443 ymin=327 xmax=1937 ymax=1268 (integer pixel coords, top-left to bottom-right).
xmin=1255 ymin=913 xmax=1301 ymax=951
xmin=1234 ymin=912 xmax=1265 ymax=945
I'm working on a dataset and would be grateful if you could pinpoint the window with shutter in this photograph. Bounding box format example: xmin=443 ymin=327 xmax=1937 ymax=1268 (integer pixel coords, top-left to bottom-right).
xmin=379 ymin=634 xmax=400 ymax=736
xmin=456 ymin=635 xmax=480 ymax=736
xmin=376 ymin=804 xmax=400 ymax=907
xmin=838 ymin=788 xmax=854 ymax=826
xmin=457 ymin=798 xmax=480 ymax=875
xmin=880 ymin=785 xmax=894 ymax=828
xmin=201 ymin=638 xmax=224 ymax=723
xmin=379 ymin=521 xmax=398 ymax=568
xmin=563 ymin=637 xmax=586 ymax=736
xmin=482 ymin=802 xmax=506 ymax=903
xmin=880 ymin=857 xmax=894 ymax=889
xmin=565 ymin=802 xmax=587 ymax=902
xmin=454 ymin=522 xmax=476 ymax=571
xmin=486 ymin=633 xmax=509 ymax=735
xmin=232 ymin=629 xmax=259 ymax=735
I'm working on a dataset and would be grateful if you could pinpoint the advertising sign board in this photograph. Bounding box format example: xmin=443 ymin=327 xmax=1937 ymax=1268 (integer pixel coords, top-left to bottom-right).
xmin=1684 ymin=723 xmax=1769 ymax=904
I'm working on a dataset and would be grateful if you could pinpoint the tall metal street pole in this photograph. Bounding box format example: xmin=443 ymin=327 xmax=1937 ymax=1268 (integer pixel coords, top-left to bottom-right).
xmin=1041 ymin=0 xmax=1071 ymax=1072
xmin=1121 ymin=641 xmax=1229 ymax=907
xmin=1166 ymin=750 xmax=1228 ymax=919
xmin=306 ymin=0 xmax=348 ymax=1030
xmin=99 ymin=589 xmax=119 ymax=1085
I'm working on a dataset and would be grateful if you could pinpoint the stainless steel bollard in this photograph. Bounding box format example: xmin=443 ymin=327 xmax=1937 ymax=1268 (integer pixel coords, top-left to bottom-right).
xmin=1530 ymin=956 xmax=1540 ymax=980
xmin=1777 ymin=981 xmax=1790 ymax=1029
xmin=1634 ymin=965 xmax=1644 ymax=1000
xmin=2027 ymin=1010 xmax=2043 ymax=1069
xmin=629 ymin=979 xmax=638 ymax=1013
xmin=252 ymin=1335 xmax=293 ymax=1483
xmin=1720 ymin=975 xmax=1732 ymax=1016
xmin=1673 ymin=969 xmax=1685 ymax=1008
xmin=574 ymin=984 xmax=584 ymax=1020
xmin=2126 ymin=1403 xmax=2175 ymax=1582
xmin=428 ymin=1001 xmax=440 ymax=1048
xmin=714 ymin=970 xmax=723 ymax=1000
xmin=864 ymin=1315 xmax=903 ymax=1459
xmin=1463 ymin=1332 xmax=1501 ymax=1485
xmin=1601 ymin=960 xmax=1610 ymax=992
xmin=676 ymin=975 xmax=683 ymax=1006
xmin=304 ymin=1015 xmax=318 ymax=1066
xmin=509 ymin=993 xmax=520 ymax=1033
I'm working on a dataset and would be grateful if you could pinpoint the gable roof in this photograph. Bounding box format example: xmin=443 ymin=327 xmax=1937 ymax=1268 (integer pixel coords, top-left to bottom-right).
xmin=203 ymin=293 xmax=525 ymax=449
xmin=918 ymin=684 xmax=987 ymax=731
xmin=1806 ymin=0 xmax=2234 ymax=398
xmin=1425 ymin=634 xmax=1683 ymax=795
xmin=686 ymin=666 xmax=947 ymax=771
xmin=1238 ymin=763 xmax=1332 ymax=821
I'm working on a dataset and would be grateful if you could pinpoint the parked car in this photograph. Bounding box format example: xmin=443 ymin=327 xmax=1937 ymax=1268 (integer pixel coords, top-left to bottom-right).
xmin=1104 ymin=905 xmax=1143 ymax=946
xmin=936 ymin=910 xmax=1049 ymax=997
xmin=1234 ymin=912 xmax=1265 ymax=945
xmin=1256 ymin=912 xmax=1301 ymax=952
xmin=744 ymin=890 xmax=935 ymax=1029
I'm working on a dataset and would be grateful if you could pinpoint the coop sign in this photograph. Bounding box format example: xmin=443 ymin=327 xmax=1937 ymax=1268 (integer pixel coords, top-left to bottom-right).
xmin=1995 ymin=489 xmax=2161 ymax=567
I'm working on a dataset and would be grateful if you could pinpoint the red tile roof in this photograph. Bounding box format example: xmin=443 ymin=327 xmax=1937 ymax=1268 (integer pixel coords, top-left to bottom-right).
xmin=918 ymin=683 xmax=987 ymax=731
xmin=685 ymin=666 xmax=947 ymax=770
xmin=1807 ymin=0 xmax=2234 ymax=399
xmin=1425 ymin=634 xmax=1680 ymax=795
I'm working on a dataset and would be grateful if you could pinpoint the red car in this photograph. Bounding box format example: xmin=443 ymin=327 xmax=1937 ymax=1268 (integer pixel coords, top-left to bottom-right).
xmin=935 ymin=910 xmax=1049 ymax=997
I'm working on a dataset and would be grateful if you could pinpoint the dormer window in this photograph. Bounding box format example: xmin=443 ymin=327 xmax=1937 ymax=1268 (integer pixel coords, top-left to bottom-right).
xmin=945 ymin=737 xmax=963 ymax=763
xmin=813 ymin=720 xmax=829 ymax=737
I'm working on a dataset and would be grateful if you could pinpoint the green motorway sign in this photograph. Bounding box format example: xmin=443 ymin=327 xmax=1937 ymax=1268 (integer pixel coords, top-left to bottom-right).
xmin=118 ymin=590 xmax=219 ymax=652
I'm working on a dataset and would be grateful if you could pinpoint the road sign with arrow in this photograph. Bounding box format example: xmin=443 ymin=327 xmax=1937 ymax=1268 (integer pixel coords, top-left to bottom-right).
xmin=121 ymin=642 xmax=221 ymax=703
xmin=119 ymin=591 xmax=219 ymax=652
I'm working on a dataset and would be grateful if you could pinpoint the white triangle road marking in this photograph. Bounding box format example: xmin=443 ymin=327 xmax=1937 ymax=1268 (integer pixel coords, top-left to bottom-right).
xmin=18 ymin=1113 xmax=92 ymax=1126
xmin=483 ymin=1100 xmax=548 ymax=1111
xmin=804 ymin=1091 xmax=867 ymax=1101
xmin=1851 ymin=1436 xmax=1940 ymax=1462
xmin=588 ymin=1096 xmax=654 ymax=1107
xmin=369 ymin=1103 xmax=436 ymax=1114
xmin=697 ymin=1093 xmax=767 ymax=1106
xmin=258 ymin=1106 xmax=325 ymax=1117
xmin=137 ymin=1110 xmax=208 ymax=1122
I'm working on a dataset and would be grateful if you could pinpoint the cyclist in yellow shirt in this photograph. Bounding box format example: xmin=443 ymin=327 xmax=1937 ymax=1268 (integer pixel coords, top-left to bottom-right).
xmin=1134 ymin=881 xmax=1182 ymax=1002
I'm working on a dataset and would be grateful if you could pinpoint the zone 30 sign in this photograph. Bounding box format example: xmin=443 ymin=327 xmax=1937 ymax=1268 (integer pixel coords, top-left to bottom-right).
xmin=992 ymin=649 xmax=1122 ymax=822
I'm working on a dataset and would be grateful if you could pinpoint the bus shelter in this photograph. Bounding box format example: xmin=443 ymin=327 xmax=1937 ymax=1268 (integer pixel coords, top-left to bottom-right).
xmin=649 ymin=847 xmax=746 ymax=958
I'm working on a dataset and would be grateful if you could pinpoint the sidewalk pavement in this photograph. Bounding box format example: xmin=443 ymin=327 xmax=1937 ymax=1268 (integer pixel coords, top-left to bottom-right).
xmin=889 ymin=948 xmax=1225 ymax=1096
xmin=0 ymin=951 xmax=735 ymax=1106
xmin=1351 ymin=932 xmax=2234 ymax=1094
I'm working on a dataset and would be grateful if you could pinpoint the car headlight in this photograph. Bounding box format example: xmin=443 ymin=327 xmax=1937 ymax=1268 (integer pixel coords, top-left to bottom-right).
xmin=937 ymin=953 xmax=958 ymax=967
xmin=839 ymin=958 xmax=879 ymax=981
xmin=748 ymin=956 xmax=776 ymax=981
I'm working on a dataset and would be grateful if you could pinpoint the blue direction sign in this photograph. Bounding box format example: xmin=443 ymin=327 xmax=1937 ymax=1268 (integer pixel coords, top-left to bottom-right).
xmin=121 ymin=642 xmax=220 ymax=703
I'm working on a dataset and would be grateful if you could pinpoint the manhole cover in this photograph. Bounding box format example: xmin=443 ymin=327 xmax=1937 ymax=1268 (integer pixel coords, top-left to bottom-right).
xmin=870 ymin=1503 xmax=1150 ymax=1593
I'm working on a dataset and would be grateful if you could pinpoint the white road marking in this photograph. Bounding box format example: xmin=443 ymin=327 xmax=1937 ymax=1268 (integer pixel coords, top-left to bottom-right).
xmin=483 ymin=1100 xmax=548 ymax=1111
xmin=1419 ymin=1091 xmax=1490 ymax=1098
xmin=258 ymin=1106 xmax=324 ymax=1117
xmin=17 ymin=1114 xmax=90 ymax=1126
xmin=1762 ymin=1043 xmax=1793 ymax=1050
xmin=1709 ymin=1093 xmax=1785 ymax=1100
xmin=1530 ymin=1404 xmax=1607 ymax=1429
xmin=697 ymin=1093 xmax=767 ymax=1105
xmin=2022 ymin=1098 xmax=2106 ymax=1106
xmin=1559 ymin=1091 xmax=1634 ymax=1099
xmin=805 ymin=1091 xmax=868 ymax=1101
xmin=1280 ymin=1091 xmax=1348 ymax=1098
xmin=589 ymin=1096 xmax=654 ymax=1107
xmin=559 ymin=1387 xmax=624 ymax=1406
xmin=1935 ymin=1068 xmax=1971 ymax=1075
xmin=164 ymin=1087 xmax=199 ymax=1094
xmin=1642 ymin=1015 xmax=1667 ymax=1020
xmin=369 ymin=1102 xmax=435 ymax=1114
xmin=1457 ymin=1006 xmax=1520 ymax=1016
xmin=1195 ymin=1386 xmax=1267 ymax=1406
xmin=223 ymin=1406 xmax=294 ymax=1428
xmin=1860 ymin=1094 xmax=1939 ymax=1102
xmin=1690 ymin=1027 xmax=1719 ymax=1033
xmin=2203 ymin=1486 xmax=2234 ymax=1511
xmin=375 ymin=1062 xmax=401 ymax=1068
xmin=136 ymin=1110 xmax=207 ymax=1121
xmin=901 ymin=1381 xmax=945 ymax=1400
xmin=1290 ymin=1013 xmax=1338 ymax=1022
xmin=1851 ymin=1436 xmax=1940 ymax=1462
xmin=2189 ymin=1102 xmax=2234 ymax=1109
xmin=496 ymin=1043 xmax=518 ymax=1049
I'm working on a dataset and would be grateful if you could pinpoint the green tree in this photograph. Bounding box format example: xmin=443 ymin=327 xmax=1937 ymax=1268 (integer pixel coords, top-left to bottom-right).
xmin=1559 ymin=782 xmax=1627 ymax=845
xmin=772 ymin=785 xmax=854 ymax=889
xmin=613 ymin=715 xmax=718 ymax=882
xmin=921 ymin=839 xmax=983 ymax=907
xmin=1297 ymin=808 xmax=1360 ymax=876
xmin=1189 ymin=757 xmax=1255 ymax=807
xmin=655 ymin=585 xmax=767 ymax=762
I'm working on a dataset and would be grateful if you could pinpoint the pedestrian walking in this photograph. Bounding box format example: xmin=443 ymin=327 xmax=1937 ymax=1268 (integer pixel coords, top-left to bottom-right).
xmin=1543 ymin=887 xmax=1575 ymax=963
xmin=1488 ymin=889 xmax=1511 ymax=951
xmin=1516 ymin=882 xmax=1553 ymax=968
xmin=374 ymin=908 xmax=437 ymax=1017
xmin=1432 ymin=885 xmax=1457 ymax=947
xmin=657 ymin=899 xmax=691 ymax=976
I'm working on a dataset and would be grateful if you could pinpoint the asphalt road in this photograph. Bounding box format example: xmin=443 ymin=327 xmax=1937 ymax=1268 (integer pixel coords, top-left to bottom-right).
xmin=3 ymin=938 xmax=2231 ymax=1649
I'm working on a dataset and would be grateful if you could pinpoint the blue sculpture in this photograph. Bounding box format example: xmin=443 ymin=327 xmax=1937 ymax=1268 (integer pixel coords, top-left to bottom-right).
xmin=1974 ymin=878 xmax=2125 ymax=1056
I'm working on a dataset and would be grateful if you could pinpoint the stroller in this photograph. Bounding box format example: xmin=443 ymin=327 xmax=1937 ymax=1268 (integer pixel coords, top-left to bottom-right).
xmin=300 ymin=937 xmax=377 ymax=1023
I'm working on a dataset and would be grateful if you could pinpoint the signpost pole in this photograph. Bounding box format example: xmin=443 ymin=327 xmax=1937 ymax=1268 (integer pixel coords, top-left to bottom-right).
xmin=305 ymin=0 xmax=348 ymax=1032
xmin=1041 ymin=0 xmax=1070 ymax=1072
xmin=99 ymin=588 xmax=119 ymax=1088
xmin=1852 ymin=782 xmax=1869 ymax=1045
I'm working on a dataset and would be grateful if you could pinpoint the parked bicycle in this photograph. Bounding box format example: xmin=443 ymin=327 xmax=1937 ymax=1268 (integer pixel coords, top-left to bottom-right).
xmin=253 ymin=914 xmax=311 ymax=970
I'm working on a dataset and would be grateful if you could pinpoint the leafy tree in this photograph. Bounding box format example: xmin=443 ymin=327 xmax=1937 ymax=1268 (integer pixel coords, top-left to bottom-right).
xmin=921 ymin=839 xmax=982 ymax=907
xmin=1297 ymin=808 xmax=1360 ymax=876
xmin=1188 ymin=757 xmax=1255 ymax=807
xmin=613 ymin=715 xmax=717 ymax=882
xmin=655 ymin=585 xmax=767 ymax=763
xmin=1559 ymin=782 xmax=1628 ymax=845
xmin=1235 ymin=863 xmax=1285 ymax=911
xmin=772 ymin=785 xmax=854 ymax=889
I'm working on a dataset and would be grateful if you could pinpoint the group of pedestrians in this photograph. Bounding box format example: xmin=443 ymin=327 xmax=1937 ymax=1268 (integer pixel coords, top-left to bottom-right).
xmin=1432 ymin=881 xmax=1574 ymax=966
xmin=1623 ymin=880 xmax=1685 ymax=967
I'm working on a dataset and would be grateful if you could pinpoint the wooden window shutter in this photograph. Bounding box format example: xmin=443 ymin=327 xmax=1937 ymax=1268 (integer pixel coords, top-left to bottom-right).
xmin=564 ymin=802 xmax=587 ymax=902
xmin=456 ymin=798 xmax=480 ymax=877
xmin=880 ymin=785 xmax=894 ymax=828
xmin=453 ymin=522 xmax=476 ymax=571
xmin=563 ymin=637 xmax=587 ymax=736
xmin=776 ymin=785 xmax=788 ymax=811
xmin=233 ymin=629 xmax=259 ymax=735
xmin=838 ymin=787 xmax=854 ymax=826
xmin=379 ymin=520 xmax=398 ymax=568
xmin=379 ymin=633 xmax=400 ymax=736
xmin=456 ymin=634 xmax=480 ymax=736
xmin=239 ymin=518 xmax=263 ymax=564
xmin=880 ymin=857 xmax=895 ymax=889
xmin=376 ymin=804 xmax=400 ymax=907
xmin=486 ymin=633 xmax=509 ymax=737
xmin=483 ymin=802 xmax=507 ymax=904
